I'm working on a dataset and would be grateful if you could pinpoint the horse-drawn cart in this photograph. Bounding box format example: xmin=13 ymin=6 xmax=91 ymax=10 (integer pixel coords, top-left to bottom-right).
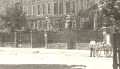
xmin=89 ymin=41 xmax=113 ymax=57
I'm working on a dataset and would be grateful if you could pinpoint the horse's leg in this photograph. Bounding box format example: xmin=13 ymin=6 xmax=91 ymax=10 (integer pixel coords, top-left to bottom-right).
xmin=105 ymin=47 xmax=111 ymax=57
xmin=108 ymin=47 xmax=112 ymax=57
xmin=97 ymin=47 xmax=101 ymax=57
xmin=103 ymin=46 xmax=106 ymax=57
xmin=105 ymin=47 xmax=109 ymax=57
xmin=95 ymin=47 xmax=98 ymax=57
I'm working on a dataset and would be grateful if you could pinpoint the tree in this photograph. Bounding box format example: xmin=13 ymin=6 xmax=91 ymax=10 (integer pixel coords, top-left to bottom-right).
xmin=0 ymin=2 xmax=27 ymax=47
xmin=97 ymin=1 xmax=120 ymax=69
xmin=97 ymin=0 xmax=120 ymax=31
xmin=0 ymin=2 xmax=27 ymax=32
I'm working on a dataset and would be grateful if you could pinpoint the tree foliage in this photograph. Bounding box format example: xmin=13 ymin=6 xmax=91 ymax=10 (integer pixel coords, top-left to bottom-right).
xmin=0 ymin=2 xmax=27 ymax=32
xmin=98 ymin=0 xmax=120 ymax=28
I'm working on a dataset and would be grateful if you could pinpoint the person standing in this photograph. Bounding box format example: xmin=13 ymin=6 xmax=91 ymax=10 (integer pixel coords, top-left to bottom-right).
xmin=89 ymin=40 xmax=96 ymax=57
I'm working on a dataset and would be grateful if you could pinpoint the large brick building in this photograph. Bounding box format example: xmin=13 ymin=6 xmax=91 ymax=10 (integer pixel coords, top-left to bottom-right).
xmin=0 ymin=0 xmax=100 ymax=31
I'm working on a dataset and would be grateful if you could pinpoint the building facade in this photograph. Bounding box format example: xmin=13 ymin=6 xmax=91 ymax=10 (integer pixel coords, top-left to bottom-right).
xmin=0 ymin=0 xmax=104 ymax=48
xmin=21 ymin=0 xmax=99 ymax=17
xmin=0 ymin=0 xmax=100 ymax=31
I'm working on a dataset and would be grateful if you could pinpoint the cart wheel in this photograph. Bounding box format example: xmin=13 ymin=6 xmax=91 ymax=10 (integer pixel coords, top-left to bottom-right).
xmin=104 ymin=47 xmax=112 ymax=57
xmin=95 ymin=47 xmax=102 ymax=57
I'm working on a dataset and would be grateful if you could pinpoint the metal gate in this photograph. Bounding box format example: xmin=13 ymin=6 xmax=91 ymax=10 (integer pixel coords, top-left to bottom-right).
xmin=0 ymin=31 xmax=45 ymax=48
xmin=16 ymin=31 xmax=45 ymax=48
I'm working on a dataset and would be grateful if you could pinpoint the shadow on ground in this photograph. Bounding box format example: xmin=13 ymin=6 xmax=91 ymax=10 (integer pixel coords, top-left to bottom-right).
xmin=0 ymin=64 xmax=87 ymax=69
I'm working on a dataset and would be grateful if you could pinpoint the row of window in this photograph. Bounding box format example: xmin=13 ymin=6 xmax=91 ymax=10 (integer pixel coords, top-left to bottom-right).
xmin=32 ymin=0 xmax=41 ymax=3
xmin=28 ymin=16 xmax=94 ymax=31
xmin=5 ymin=0 xmax=96 ymax=17
xmin=0 ymin=0 xmax=99 ymax=16
xmin=29 ymin=20 xmax=64 ymax=31
xmin=22 ymin=0 xmax=79 ymax=16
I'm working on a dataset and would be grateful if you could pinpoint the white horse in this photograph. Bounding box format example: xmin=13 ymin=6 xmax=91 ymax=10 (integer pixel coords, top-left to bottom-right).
xmin=95 ymin=42 xmax=104 ymax=57
xmin=95 ymin=41 xmax=112 ymax=57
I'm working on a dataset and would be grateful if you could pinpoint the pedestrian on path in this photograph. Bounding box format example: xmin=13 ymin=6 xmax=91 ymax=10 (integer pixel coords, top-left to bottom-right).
xmin=89 ymin=40 xmax=96 ymax=57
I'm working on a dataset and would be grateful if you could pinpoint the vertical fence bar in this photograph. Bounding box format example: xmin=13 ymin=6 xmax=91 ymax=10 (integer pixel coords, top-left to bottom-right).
xmin=30 ymin=31 xmax=32 ymax=48
xmin=14 ymin=31 xmax=17 ymax=47
xmin=44 ymin=31 xmax=47 ymax=48
xmin=19 ymin=31 xmax=22 ymax=48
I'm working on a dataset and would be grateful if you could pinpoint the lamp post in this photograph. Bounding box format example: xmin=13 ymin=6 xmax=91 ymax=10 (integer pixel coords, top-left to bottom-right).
xmin=44 ymin=30 xmax=47 ymax=48
xmin=65 ymin=14 xmax=74 ymax=49
xmin=15 ymin=27 xmax=25 ymax=48
xmin=44 ymin=16 xmax=49 ymax=48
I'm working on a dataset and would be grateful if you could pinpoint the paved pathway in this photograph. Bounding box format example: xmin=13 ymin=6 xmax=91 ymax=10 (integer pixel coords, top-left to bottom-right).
xmin=0 ymin=48 xmax=113 ymax=69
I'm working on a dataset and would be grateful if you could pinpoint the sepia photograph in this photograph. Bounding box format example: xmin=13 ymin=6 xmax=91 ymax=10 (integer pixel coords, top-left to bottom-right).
xmin=0 ymin=0 xmax=119 ymax=69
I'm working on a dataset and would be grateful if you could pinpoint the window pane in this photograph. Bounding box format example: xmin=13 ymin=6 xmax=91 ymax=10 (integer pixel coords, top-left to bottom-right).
xmin=66 ymin=1 xmax=70 ymax=14
xmin=59 ymin=1 xmax=63 ymax=15
xmin=54 ymin=2 xmax=58 ymax=15
xmin=48 ymin=3 xmax=51 ymax=14
xmin=42 ymin=4 xmax=45 ymax=15
xmin=32 ymin=5 xmax=36 ymax=16
xmin=38 ymin=5 xmax=41 ymax=15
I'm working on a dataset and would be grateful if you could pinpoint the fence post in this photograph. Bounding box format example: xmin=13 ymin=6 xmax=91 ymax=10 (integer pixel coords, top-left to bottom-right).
xmin=14 ymin=31 xmax=17 ymax=47
xmin=30 ymin=31 xmax=32 ymax=48
xmin=44 ymin=31 xmax=47 ymax=48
